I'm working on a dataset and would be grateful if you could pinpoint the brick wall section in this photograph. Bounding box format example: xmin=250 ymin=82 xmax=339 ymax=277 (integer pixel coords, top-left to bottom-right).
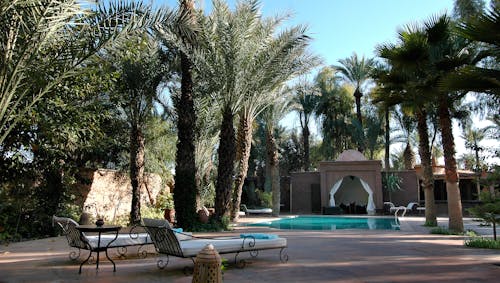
xmin=74 ymin=169 xmax=165 ymax=222
xmin=290 ymin=172 xmax=321 ymax=213
xmin=386 ymin=170 xmax=419 ymax=206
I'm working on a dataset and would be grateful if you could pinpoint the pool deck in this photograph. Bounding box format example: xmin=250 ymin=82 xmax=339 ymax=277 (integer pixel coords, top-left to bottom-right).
xmin=1 ymin=215 xmax=499 ymax=282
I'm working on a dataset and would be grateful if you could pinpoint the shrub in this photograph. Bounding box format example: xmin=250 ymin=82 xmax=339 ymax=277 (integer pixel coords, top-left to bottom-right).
xmin=430 ymin=226 xmax=452 ymax=235
xmin=191 ymin=216 xmax=231 ymax=232
xmin=467 ymin=191 xmax=500 ymax=240
xmin=430 ymin=226 xmax=476 ymax=236
xmin=255 ymin=190 xmax=272 ymax=208
xmin=464 ymin=237 xmax=500 ymax=249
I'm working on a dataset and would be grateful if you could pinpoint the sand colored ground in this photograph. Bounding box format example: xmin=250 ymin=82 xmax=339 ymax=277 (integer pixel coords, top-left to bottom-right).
xmin=1 ymin=216 xmax=499 ymax=282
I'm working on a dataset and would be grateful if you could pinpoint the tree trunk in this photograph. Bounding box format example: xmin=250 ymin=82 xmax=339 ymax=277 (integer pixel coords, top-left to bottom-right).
xmin=354 ymin=87 xmax=364 ymax=152
xmin=303 ymin=124 xmax=310 ymax=171
xmin=44 ymin=167 xmax=64 ymax=235
xmin=384 ymin=108 xmax=390 ymax=170
xmin=264 ymin=152 xmax=272 ymax=192
xmin=130 ymin=124 xmax=144 ymax=225
xmin=438 ymin=97 xmax=463 ymax=232
xmin=173 ymin=48 xmax=198 ymax=229
xmin=403 ymin=142 xmax=416 ymax=170
xmin=416 ymin=110 xmax=437 ymax=226
xmin=231 ymin=114 xmax=253 ymax=221
xmin=267 ymin=127 xmax=281 ymax=217
xmin=215 ymin=106 xmax=236 ymax=221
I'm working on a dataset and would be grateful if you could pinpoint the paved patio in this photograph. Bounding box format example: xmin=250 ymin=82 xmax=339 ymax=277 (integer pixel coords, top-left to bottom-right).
xmin=0 ymin=216 xmax=499 ymax=282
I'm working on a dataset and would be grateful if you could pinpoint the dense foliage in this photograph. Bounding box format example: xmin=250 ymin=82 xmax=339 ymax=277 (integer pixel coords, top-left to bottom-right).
xmin=1 ymin=0 xmax=499 ymax=241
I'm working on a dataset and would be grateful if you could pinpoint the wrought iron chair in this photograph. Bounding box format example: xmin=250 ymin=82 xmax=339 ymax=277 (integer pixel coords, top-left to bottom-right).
xmin=143 ymin=221 xmax=288 ymax=270
xmin=53 ymin=215 xmax=151 ymax=260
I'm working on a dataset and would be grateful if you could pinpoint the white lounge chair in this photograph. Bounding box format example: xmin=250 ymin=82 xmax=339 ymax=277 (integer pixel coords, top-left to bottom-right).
xmin=143 ymin=219 xmax=288 ymax=269
xmin=240 ymin=204 xmax=273 ymax=215
xmin=385 ymin=202 xmax=420 ymax=217
xmin=53 ymin=216 xmax=153 ymax=259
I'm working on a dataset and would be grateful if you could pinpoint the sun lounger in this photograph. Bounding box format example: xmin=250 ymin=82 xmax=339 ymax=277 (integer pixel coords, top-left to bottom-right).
xmin=143 ymin=219 xmax=288 ymax=269
xmin=240 ymin=204 xmax=273 ymax=215
xmin=53 ymin=215 xmax=153 ymax=260
xmin=385 ymin=202 xmax=420 ymax=217
xmin=53 ymin=216 xmax=192 ymax=260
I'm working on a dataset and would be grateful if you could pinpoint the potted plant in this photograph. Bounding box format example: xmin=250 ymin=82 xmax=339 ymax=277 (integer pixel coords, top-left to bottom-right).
xmin=156 ymin=191 xmax=175 ymax=225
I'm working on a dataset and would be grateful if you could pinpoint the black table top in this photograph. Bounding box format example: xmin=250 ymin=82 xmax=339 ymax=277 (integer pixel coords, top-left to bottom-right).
xmin=76 ymin=225 xmax=121 ymax=232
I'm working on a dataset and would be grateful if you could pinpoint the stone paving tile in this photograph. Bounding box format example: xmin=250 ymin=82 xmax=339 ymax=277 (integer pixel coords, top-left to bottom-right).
xmin=1 ymin=216 xmax=499 ymax=282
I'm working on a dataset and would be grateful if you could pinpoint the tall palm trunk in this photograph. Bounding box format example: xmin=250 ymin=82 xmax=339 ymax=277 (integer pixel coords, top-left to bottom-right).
xmin=174 ymin=51 xmax=198 ymax=229
xmin=403 ymin=142 xmax=416 ymax=170
xmin=44 ymin=167 xmax=64 ymax=232
xmin=384 ymin=108 xmax=390 ymax=170
xmin=354 ymin=87 xmax=364 ymax=152
xmin=438 ymin=97 xmax=463 ymax=232
xmin=173 ymin=0 xmax=198 ymax=229
xmin=130 ymin=123 xmax=144 ymax=224
xmin=231 ymin=114 xmax=253 ymax=221
xmin=303 ymin=123 xmax=310 ymax=171
xmin=215 ymin=106 xmax=236 ymax=221
xmin=264 ymin=151 xmax=272 ymax=192
xmin=416 ymin=110 xmax=437 ymax=226
xmin=267 ymin=127 xmax=280 ymax=217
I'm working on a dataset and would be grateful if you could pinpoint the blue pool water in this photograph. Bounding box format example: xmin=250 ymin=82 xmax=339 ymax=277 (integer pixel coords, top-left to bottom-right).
xmin=248 ymin=216 xmax=400 ymax=231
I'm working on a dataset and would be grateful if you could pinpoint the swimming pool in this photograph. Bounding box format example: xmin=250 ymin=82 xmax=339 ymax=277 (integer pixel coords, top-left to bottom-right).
xmin=247 ymin=216 xmax=400 ymax=231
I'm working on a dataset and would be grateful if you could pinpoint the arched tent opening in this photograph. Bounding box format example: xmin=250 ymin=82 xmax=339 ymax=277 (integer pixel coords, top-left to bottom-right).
xmin=329 ymin=176 xmax=376 ymax=215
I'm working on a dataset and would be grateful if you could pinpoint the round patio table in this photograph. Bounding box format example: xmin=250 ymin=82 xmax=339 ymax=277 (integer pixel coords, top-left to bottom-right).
xmin=76 ymin=225 xmax=121 ymax=274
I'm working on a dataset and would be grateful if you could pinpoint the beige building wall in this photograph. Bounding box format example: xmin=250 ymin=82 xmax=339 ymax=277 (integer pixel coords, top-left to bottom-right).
xmin=319 ymin=160 xmax=383 ymax=212
xmin=73 ymin=169 xmax=165 ymax=222
xmin=290 ymin=172 xmax=321 ymax=213
xmin=387 ymin=170 xmax=419 ymax=206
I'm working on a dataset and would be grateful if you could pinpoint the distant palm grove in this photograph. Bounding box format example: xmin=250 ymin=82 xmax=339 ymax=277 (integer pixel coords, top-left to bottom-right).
xmin=1 ymin=0 xmax=499 ymax=241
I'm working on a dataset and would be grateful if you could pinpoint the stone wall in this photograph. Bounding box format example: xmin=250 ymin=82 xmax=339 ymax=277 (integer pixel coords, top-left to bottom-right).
xmin=290 ymin=172 xmax=321 ymax=213
xmin=73 ymin=169 xmax=166 ymax=222
xmin=385 ymin=170 xmax=419 ymax=206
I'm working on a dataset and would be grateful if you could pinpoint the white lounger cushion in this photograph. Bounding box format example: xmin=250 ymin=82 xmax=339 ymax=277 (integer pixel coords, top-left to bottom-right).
xmin=246 ymin=208 xmax=273 ymax=214
xmin=180 ymin=237 xmax=287 ymax=257
xmin=86 ymin=233 xmax=151 ymax=249
xmin=86 ymin=231 xmax=193 ymax=249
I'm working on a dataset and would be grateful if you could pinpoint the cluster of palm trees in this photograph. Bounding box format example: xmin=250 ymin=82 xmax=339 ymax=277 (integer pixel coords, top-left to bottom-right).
xmin=0 ymin=0 xmax=317 ymax=230
xmin=159 ymin=0 xmax=320 ymax=228
xmin=291 ymin=55 xmax=379 ymax=170
xmin=1 ymin=0 xmax=498 ymax=235
xmin=372 ymin=4 xmax=500 ymax=231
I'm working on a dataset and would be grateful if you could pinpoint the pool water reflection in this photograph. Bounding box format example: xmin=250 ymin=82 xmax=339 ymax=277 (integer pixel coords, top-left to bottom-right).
xmin=247 ymin=216 xmax=400 ymax=230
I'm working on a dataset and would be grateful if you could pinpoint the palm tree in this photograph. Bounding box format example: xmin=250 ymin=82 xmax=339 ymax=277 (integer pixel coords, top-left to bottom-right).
xmin=378 ymin=15 xmax=480 ymax=232
xmin=261 ymin=89 xmax=294 ymax=217
xmin=314 ymin=67 xmax=355 ymax=160
xmin=110 ymin=36 xmax=168 ymax=224
xmin=462 ymin=123 xmax=489 ymax=197
xmin=158 ymin=0 xmax=200 ymax=229
xmin=334 ymin=53 xmax=375 ymax=152
xmin=392 ymin=107 xmax=418 ymax=170
xmin=292 ymin=80 xmax=320 ymax=171
xmin=452 ymin=0 xmax=486 ymax=21
xmin=374 ymin=29 xmax=438 ymax=226
xmin=442 ymin=5 xmax=500 ymax=97
xmin=185 ymin=0 xmax=318 ymax=221
xmin=229 ymin=3 xmax=319 ymax=221
xmin=0 ymin=0 xmax=167 ymax=145
xmin=193 ymin=95 xmax=220 ymax=209
xmin=462 ymin=124 xmax=489 ymax=171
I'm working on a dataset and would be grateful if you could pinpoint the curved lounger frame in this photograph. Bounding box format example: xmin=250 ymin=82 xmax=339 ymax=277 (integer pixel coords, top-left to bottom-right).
xmin=143 ymin=225 xmax=288 ymax=270
xmin=53 ymin=216 xmax=151 ymax=261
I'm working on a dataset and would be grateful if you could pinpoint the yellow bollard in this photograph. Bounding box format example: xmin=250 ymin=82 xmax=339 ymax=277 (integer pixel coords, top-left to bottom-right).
xmin=192 ymin=244 xmax=222 ymax=283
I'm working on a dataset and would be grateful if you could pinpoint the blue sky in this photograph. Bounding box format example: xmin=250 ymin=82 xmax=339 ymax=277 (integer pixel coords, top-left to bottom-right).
xmin=155 ymin=0 xmax=455 ymax=66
